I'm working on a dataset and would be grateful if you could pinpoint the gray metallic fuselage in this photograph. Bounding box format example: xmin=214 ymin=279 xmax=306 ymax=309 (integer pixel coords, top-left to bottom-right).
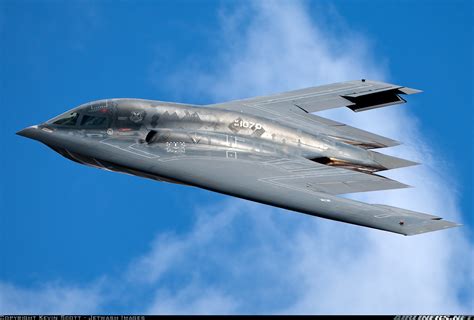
xmin=18 ymin=98 xmax=386 ymax=181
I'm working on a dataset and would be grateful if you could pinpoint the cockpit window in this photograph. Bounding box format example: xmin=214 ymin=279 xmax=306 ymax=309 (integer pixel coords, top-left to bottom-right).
xmin=53 ymin=112 xmax=79 ymax=126
xmin=80 ymin=115 xmax=107 ymax=127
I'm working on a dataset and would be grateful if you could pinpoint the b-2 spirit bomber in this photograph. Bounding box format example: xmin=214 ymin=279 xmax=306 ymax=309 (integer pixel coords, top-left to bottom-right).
xmin=18 ymin=80 xmax=459 ymax=235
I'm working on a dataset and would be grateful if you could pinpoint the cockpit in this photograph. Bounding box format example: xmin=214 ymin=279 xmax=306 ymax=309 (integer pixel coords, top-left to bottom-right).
xmin=51 ymin=112 xmax=80 ymax=126
xmin=46 ymin=101 xmax=113 ymax=129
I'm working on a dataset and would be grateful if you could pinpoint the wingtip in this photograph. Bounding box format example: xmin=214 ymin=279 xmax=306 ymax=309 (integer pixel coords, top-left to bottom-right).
xmin=403 ymin=219 xmax=461 ymax=236
xmin=398 ymin=87 xmax=423 ymax=95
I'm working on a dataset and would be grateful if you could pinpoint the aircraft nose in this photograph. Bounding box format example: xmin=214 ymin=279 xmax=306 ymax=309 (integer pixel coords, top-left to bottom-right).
xmin=16 ymin=125 xmax=40 ymax=140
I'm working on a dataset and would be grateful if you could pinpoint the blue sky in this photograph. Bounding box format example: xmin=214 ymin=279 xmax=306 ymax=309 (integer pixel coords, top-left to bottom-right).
xmin=1 ymin=0 xmax=473 ymax=314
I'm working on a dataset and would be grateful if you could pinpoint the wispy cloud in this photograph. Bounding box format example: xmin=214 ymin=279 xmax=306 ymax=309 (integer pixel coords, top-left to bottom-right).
xmin=0 ymin=281 xmax=103 ymax=314
xmin=2 ymin=0 xmax=472 ymax=315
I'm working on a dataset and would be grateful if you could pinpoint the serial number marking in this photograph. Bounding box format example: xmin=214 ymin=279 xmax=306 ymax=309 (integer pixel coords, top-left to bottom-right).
xmin=233 ymin=119 xmax=263 ymax=130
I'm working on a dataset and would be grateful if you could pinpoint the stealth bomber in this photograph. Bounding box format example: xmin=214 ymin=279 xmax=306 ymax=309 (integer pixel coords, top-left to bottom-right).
xmin=18 ymin=80 xmax=460 ymax=235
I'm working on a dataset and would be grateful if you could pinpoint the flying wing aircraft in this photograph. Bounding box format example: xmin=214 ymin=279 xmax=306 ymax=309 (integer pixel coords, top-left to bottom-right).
xmin=17 ymin=79 xmax=460 ymax=235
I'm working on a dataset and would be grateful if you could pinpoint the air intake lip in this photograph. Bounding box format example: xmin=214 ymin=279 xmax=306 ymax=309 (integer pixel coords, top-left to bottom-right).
xmin=145 ymin=130 xmax=158 ymax=144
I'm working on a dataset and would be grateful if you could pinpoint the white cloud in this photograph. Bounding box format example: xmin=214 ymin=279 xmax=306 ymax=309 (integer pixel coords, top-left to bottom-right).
xmin=146 ymin=285 xmax=237 ymax=315
xmin=0 ymin=281 xmax=103 ymax=314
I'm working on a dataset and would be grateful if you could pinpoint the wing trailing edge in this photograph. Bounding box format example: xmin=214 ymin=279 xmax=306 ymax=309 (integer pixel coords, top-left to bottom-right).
xmin=304 ymin=114 xmax=401 ymax=149
xmin=370 ymin=151 xmax=419 ymax=170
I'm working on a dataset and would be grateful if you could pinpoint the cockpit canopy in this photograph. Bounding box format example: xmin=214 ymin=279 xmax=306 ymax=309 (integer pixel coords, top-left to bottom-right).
xmin=46 ymin=98 xmax=159 ymax=131
xmin=51 ymin=112 xmax=80 ymax=126
xmin=47 ymin=101 xmax=113 ymax=129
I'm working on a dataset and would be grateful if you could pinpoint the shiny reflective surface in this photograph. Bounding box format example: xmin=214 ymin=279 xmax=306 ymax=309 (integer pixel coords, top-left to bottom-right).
xmin=17 ymin=80 xmax=459 ymax=235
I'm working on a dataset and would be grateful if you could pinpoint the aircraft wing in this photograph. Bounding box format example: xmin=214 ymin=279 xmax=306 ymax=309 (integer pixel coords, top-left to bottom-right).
xmin=208 ymin=80 xmax=421 ymax=149
xmin=208 ymin=79 xmax=421 ymax=116
xmin=145 ymin=151 xmax=458 ymax=236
